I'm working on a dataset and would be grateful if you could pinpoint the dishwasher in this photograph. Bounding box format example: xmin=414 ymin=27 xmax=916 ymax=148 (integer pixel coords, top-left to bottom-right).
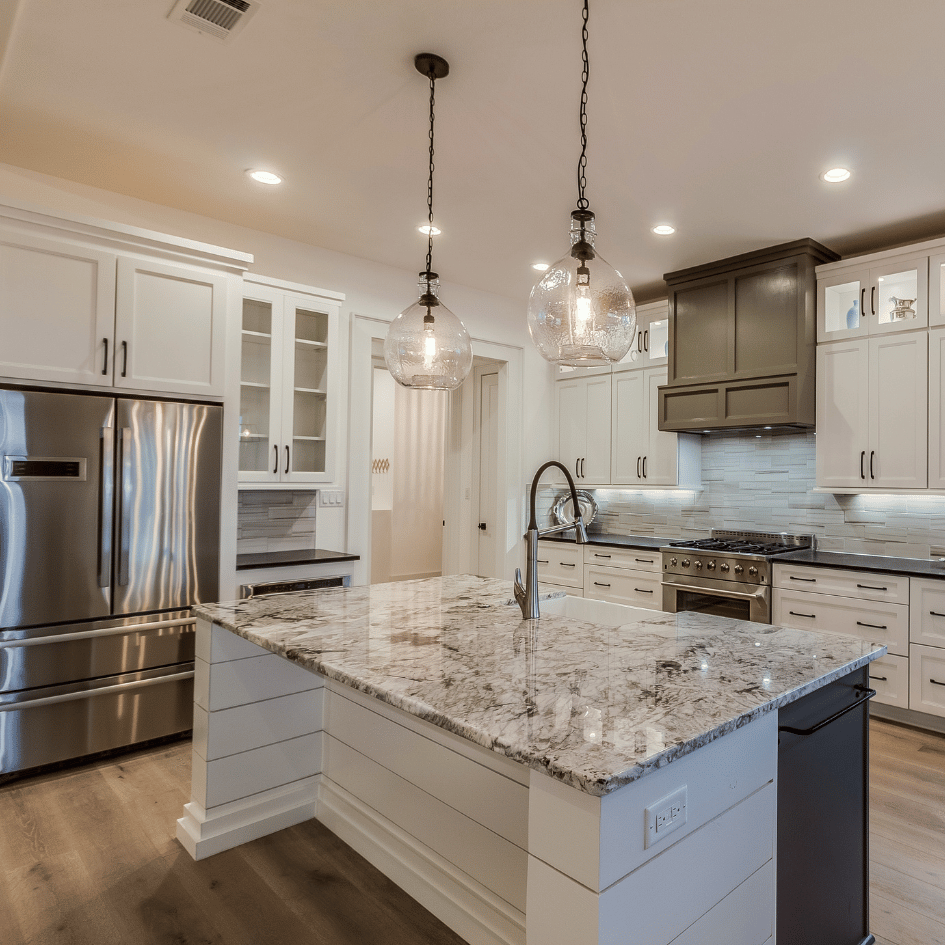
xmin=777 ymin=666 xmax=876 ymax=945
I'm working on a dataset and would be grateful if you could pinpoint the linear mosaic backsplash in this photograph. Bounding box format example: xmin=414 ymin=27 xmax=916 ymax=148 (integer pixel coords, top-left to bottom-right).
xmin=237 ymin=490 xmax=318 ymax=555
xmin=539 ymin=433 xmax=945 ymax=560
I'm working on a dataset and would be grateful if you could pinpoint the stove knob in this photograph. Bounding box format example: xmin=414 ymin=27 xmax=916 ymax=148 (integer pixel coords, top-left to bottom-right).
xmin=670 ymin=557 xmax=677 ymax=566
xmin=681 ymin=559 xmax=690 ymax=568
xmin=720 ymin=563 xmax=730 ymax=573
xmin=695 ymin=560 xmax=703 ymax=570
xmin=706 ymin=560 xmax=716 ymax=571
xmin=733 ymin=564 xmax=743 ymax=575
xmin=748 ymin=566 xmax=758 ymax=577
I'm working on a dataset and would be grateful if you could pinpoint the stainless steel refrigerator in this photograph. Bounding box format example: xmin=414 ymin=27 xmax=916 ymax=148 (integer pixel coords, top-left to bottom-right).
xmin=0 ymin=388 xmax=221 ymax=780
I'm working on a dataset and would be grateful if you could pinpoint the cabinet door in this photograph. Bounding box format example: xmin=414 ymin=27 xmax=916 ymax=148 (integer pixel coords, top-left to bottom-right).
xmin=644 ymin=368 xmax=678 ymax=485
xmin=815 ymin=340 xmax=869 ymax=489
xmin=817 ymin=268 xmax=870 ymax=341
xmin=238 ymin=285 xmax=284 ymax=483
xmin=115 ymin=257 xmax=228 ymax=396
xmin=610 ymin=371 xmax=647 ymax=485
xmin=556 ymin=379 xmax=587 ymax=482
xmin=868 ymin=332 xmax=927 ymax=489
xmin=929 ymin=253 xmax=945 ymax=328
xmin=928 ymin=329 xmax=945 ymax=488
xmin=0 ymin=229 xmax=116 ymax=386
xmin=868 ymin=255 xmax=928 ymax=334
xmin=582 ymin=376 xmax=612 ymax=484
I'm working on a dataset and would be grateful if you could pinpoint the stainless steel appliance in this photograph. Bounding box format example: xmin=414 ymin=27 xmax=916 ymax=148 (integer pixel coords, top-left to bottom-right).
xmin=661 ymin=530 xmax=813 ymax=623
xmin=0 ymin=388 xmax=221 ymax=780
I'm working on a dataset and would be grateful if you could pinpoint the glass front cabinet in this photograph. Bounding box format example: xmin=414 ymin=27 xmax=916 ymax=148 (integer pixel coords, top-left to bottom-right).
xmin=238 ymin=275 xmax=343 ymax=485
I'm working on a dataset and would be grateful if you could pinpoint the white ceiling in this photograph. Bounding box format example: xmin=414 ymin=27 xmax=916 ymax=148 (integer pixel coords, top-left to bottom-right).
xmin=2 ymin=0 xmax=944 ymax=303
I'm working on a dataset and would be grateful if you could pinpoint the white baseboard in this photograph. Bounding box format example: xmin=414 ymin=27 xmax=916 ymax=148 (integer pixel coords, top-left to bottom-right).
xmin=317 ymin=775 xmax=525 ymax=945
xmin=176 ymin=775 xmax=319 ymax=860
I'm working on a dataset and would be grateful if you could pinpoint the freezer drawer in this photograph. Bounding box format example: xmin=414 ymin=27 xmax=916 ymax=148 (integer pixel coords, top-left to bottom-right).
xmin=0 ymin=611 xmax=195 ymax=693
xmin=0 ymin=663 xmax=194 ymax=780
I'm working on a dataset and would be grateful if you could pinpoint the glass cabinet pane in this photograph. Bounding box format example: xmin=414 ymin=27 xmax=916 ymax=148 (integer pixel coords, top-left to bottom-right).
xmin=289 ymin=306 xmax=329 ymax=475
xmin=876 ymin=268 xmax=919 ymax=327
xmin=822 ymin=279 xmax=863 ymax=335
xmin=239 ymin=298 xmax=275 ymax=473
xmin=648 ymin=318 xmax=669 ymax=362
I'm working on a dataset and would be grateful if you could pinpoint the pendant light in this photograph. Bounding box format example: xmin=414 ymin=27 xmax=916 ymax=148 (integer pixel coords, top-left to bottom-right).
xmin=526 ymin=0 xmax=636 ymax=367
xmin=384 ymin=54 xmax=473 ymax=391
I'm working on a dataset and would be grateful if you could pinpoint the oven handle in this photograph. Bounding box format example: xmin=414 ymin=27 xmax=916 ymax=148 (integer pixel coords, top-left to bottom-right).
xmin=778 ymin=686 xmax=876 ymax=736
xmin=661 ymin=579 xmax=768 ymax=603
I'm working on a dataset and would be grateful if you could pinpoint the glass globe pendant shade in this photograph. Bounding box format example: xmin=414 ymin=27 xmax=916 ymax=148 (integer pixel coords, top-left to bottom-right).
xmin=384 ymin=273 xmax=473 ymax=391
xmin=527 ymin=210 xmax=636 ymax=367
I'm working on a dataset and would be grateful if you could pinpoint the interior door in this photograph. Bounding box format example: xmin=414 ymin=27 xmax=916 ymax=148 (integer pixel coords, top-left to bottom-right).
xmin=113 ymin=399 xmax=222 ymax=615
xmin=476 ymin=372 xmax=499 ymax=577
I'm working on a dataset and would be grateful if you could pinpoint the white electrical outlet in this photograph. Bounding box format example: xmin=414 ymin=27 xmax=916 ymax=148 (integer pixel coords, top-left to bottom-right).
xmin=644 ymin=785 xmax=687 ymax=848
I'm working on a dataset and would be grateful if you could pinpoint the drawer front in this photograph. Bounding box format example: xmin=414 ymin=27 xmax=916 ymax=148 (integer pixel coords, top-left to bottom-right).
xmin=539 ymin=582 xmax=584 ymax=598
xmin=772 ymin=589 xmax=908 ymax=656
xmin=584 ymin=545 xmax=661 ymax=572
xmin=584 ymin=565 xmax=662 ymax=610
xmin=865 ymin=654 xmax=909 ymax=709
xmin=773 ymin=563 xmax=909 ymax=604
xmin=910 ymin=578 xmax=945 ymax=647
xmin=537 ymin=542 xmax=583 ymax=588
xmin=910 ymin=644 xmax=945 ymax=718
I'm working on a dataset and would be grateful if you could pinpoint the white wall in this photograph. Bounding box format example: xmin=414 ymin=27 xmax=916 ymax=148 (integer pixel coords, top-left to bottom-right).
xmin=0 ymin=163 xmax=555 ymax=578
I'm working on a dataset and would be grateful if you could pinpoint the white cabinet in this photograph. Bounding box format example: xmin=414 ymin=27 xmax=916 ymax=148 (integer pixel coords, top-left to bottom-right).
xmin=909 ymin=579 xmax=945 ymax=720
xmin=583 ymin=544 xmax=662 ymax=610
xmin=927 ymin=329 xmax=945 ymax=488
xmin=817 ymin=253 xmax=928 ymax=341
xmin=816 ymin=333 xmax=928 ymax=490
xmin=536 ymin=541 xmax=584 ymax=589
xmin=238 ymin=275 xmax=343 ymax=486
xmin=556 ymin=375 xmax=611 ymax=485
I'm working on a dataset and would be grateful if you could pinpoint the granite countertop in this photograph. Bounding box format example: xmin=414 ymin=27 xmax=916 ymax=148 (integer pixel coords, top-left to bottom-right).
xmin=194 ymin=575 xmax=883 ymax=797
xmin=778 ymin=548 xmax=945 ymax=580
xmin=540 ymin=532 xmax=670 ymax=551
xmin=236 ymin=548 xmax=361 ymax=571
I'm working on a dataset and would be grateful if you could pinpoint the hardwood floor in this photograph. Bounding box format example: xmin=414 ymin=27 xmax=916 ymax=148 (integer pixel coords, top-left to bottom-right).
xmin=0 ymin=719 xmax=941 ymax=945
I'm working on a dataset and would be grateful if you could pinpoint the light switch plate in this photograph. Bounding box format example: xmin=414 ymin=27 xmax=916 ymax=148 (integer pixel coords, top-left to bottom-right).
xmin=644 ymin=785 xmax=687 ymax=848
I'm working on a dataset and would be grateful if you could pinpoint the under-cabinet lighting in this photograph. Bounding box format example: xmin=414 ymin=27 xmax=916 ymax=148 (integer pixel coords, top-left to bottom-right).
xmin=246 ymin=169 xmax=282 ymax=185
xmin=822 ymin=168 xmax=851 ymax=183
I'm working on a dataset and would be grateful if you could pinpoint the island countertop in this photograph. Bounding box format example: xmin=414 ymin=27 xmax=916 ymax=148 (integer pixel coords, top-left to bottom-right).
xmin=193 ymin=575 xmax=884 ymax=796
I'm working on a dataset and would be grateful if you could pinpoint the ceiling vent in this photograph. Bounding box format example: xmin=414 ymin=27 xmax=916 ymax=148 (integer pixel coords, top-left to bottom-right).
xmin=168 ymin=0 xmax=260 ymax=43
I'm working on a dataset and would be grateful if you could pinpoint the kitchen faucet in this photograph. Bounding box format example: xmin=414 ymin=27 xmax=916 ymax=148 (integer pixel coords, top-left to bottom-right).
xmin=514 ymin=460 xmax=588 ymax=619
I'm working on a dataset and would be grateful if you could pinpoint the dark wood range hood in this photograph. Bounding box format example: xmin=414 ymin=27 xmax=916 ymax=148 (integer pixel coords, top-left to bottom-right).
xmin=657 ymin=238 xmax=840 ymax=434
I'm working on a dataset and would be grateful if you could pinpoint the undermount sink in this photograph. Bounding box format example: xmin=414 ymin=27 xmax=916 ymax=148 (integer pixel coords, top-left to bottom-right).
xmin=533 ymin=594 xmax=657 ymax=627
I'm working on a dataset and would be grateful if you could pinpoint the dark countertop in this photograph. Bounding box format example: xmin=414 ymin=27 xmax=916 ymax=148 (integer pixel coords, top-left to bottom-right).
xmin=236 ymin=548 xmax=361 ymax=571
xmin=776 ymin=548 xmax=945 ymax=581
xmin=540 ymin=532 xmax=671 ymax=551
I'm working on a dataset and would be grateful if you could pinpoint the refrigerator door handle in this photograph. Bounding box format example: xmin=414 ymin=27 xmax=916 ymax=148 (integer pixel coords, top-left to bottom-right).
xmin=99 ymin=425 xmax=114 ymax=588
xmin=117 ymin=427 xmax=132 ymax=587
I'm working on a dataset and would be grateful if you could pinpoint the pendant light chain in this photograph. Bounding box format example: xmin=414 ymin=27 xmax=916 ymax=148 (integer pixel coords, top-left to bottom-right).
xmin=576 ymin=0 xmax=590 ymax=211
xmin=425 ymin=65 xmax=437 ymax=279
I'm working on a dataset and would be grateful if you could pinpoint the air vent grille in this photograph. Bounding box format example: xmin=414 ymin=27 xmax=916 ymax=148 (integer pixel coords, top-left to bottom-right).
xmin=169 ymin=0 xmax=259 ymax=43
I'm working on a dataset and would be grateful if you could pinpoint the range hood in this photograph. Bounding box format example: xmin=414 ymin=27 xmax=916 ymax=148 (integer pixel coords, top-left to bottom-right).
xmin=657 ymin=238 xmax=839 ymax=435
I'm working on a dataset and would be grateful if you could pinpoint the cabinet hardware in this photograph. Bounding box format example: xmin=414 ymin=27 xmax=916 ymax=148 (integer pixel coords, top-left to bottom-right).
xmin=643 ymin=456 xmax=647 ymax=478
xmin=478 ymin=522 xmax=487 ymax=530
xmin=789 ymin=576 xmax=816 ymax=582
xmin=560 ymin=562 xmax=576 ymax=568
xmin=860 ymin=288 xmax=866 ymax=320
xmin=273 ymin=445 xmax=278 ymax=474
xmin=594 ymin=581 xmax=611 ymax=587
xmin=778 ymin=686 xmax=875 ymax=736
xmin=121 ymin=340 xmax=128 ymax=378
xmin=870 ymin=285 xmax=876 ymax=316
xmin=102 ymin=338 xmax=109 ymax=375
xmin=637 ymin=456 xmax=641 ymax=478
xmin=870 ymin=450 xmax=875 ymax=479
xmin=860 ymin=450 xmax=865 ymax=480
xmin=635 ymin=588 xmax=654 ymax=594
xmin=580 ymin=457 xmax=585 ymax=478
xmin=594 ymin=553 xmax=611 ymax=558
xmin=856 ymin=584 xmax=887 ymax=591
xmin=789 ymin=611 xmax=816 ymax=618
xmin=856 ymin=620 xmax=887 ymax=630
xmin=635 ymin=558 xmax=654 ymax=564
xmin=930 ymin=611 xmax=945 ymax=617
xmin=931 ymin=679 xmax=945 ymax=687
xmin=575 ymin=458 xmax=580 ymax=479
xmin=285 ymin=445 xmax=290 ymax=475
xmin=869 ymin=675 xmax=888 ymax=682
xmin=537 ymin=559 xmax=549 ymax=564
xmin=637 ymin=331 xmax=643 ymax=353
xmin=644 ymin=329 xmax=649 ymax=352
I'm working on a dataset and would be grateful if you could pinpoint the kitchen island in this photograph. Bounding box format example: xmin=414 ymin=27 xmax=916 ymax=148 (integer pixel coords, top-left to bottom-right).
xmin=177 ymin=575 xmax=884 ymax=945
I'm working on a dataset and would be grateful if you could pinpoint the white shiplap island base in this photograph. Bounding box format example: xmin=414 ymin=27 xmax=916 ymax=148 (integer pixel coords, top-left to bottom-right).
xmin=177 ymin=576 xmax=884 ymax=945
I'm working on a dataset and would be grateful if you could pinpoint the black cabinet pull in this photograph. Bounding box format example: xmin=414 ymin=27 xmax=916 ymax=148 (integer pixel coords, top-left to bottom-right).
xmin=870 ymin=285 xmax=876 ymax=315
xmin=560 ymin=562 xmax=576 ymax=568
xmin=857 ymin=584 xmax=887 ymax=591
xmin=931 ymin=679 xmax=945 ymax=687
xmin=635 ymin=588 xmax=654 ymax=594
xmin=930 ymin=611 xmax=945 ymax=617
xmin=789 ymin=576 xmax=816 ymax=582
xmin=575 ymin=458 xmax=580 ymax=479
xmin=285 ymin=445 xmax=290 ymax=475
xmin=102 ymin=338 xmax=109 ymax=375
xmin=581 ymin=457 xmax=586 ymax=478
xmin=594 ymin=581 xmax=611 ymax=588
xmin=860 ymin=450 xmax=865 ymax=480
xmin=869 ymin=675 xmax=888 ymax=682
xmin=637 ymin=331 xmax=643 ymax=353
xmin=789 ymin=610 xmax=816 ymax=618
xmin=644 ymin=329 xmax=649 ymax=352
xmin=856 ymin=620 xmax=887 ymax=630
xmin=273 ymin=445 xmax=278 ymax=474
xmin=594 ymin=553 xmax=611 ymax=558
xmin=537 ymin=559 xmax=549 ymax=564
xmin=860 ymin=287 xmax=866 ymax=320
xmin=870 ymin=450 xmax=875 ymax=479
xmin=635 ymin=558 xmax=654 ymax=564
xmin=643 ymin=456 xmax=647 ymax=478
xmin=779 ymin=686 xmax=875 ymax=736
xmin=637 ymin=456 xmax=641 ymax=478
xmin=121 ymin=340 xmax=128 ymax=377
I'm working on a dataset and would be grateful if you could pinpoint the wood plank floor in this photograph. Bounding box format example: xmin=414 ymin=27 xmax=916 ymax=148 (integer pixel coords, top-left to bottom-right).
xmin=0 ymin=719 xmax=941 ymax=945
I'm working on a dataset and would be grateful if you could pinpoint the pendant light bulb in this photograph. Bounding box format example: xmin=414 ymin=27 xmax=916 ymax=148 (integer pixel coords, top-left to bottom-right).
xmin=384 ymin=53 xmax=472 ymax=391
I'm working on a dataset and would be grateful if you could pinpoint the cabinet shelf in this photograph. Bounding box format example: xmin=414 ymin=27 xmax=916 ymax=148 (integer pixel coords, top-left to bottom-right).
xmin=294 ymin=386 xmax=326 ymax=395
xmin=242 ymin=329 xmax=272 ymax=339
xmin=292 ymin=435 xmax=326 ymax=442
xmin=295 ymin=338 xmax=328 ymax=348
xmin=240 ymin=381 xmax=270 ymax=389
xmin=239 ymin=433 xmax=268 ymax=440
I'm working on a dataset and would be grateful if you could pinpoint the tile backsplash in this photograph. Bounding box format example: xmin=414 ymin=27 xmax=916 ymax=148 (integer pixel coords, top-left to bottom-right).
xmin=237 ymin=490 xmax=318 ymax=555
xmin=539 ymin=433 xmax=945 ymax=559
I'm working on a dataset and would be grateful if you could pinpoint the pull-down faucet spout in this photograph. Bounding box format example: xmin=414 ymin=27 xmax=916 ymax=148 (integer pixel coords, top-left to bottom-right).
xmin=514 ymin=461 xmax=588 ymax=619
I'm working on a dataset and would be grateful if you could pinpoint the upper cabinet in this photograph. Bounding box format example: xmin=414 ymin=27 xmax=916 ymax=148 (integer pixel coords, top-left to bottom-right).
xmin=0 ymin=201 xmax=249 ymax=397
xmin=818 ymin=253 xmax=929 ymax=341
xmin=238 ymin=275 xmax=343 ymax=487
xmin=555 ymin=374 xmax=612 ymax=485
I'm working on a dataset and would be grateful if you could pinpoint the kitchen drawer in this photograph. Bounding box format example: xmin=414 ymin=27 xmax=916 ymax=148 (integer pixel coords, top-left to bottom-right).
xmin=909 ymin=578 xmax=945 ymax=647
xmin=773 ymin=564 xmax=909 ymax=605
xmin=583 ymin=545 xmax=661 ymax=572
xmin=539 ymin=582 xmax=584 ymax=598
xmin=772 ymin=588 xmax=908 ymax=657
xmin=537 ymin=542 xmax=583 ymax=589
xmin=864 ymin=654 xmax=909 ymax=709
xmin=909 ymin=644 xmax=945 ymax=718
xmin=584 ymin=565 xmax=662 ymax=610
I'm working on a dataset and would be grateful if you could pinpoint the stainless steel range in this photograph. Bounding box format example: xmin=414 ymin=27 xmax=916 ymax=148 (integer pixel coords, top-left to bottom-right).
xmin=661 ymin=530 xmax=814 ymax=623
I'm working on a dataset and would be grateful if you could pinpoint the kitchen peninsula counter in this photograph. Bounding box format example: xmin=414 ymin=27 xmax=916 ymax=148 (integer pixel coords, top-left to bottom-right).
xmin=180 ymin=575 xmax=884 ymax=945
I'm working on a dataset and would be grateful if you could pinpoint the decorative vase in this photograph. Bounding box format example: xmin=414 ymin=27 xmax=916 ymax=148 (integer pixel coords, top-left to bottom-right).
xmin=846 ymin=298 xmax=859 ymax=329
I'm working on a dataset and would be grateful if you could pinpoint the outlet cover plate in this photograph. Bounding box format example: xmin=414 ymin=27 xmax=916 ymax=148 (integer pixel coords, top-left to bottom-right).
xmin=644 ymin=785 xmax=688 ymax=848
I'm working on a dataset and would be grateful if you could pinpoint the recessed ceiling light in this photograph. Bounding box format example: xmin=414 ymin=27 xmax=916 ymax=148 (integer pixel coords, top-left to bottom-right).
xmin=652 ymin=224 xmax=676 ymax=236
xmin=533 ymin=262 xmax=550 ymax=271
xmin=822 ymin=167 xmax=851 ymax=183
xmin=246 ymin=169 xmax=282 ymax=185
xmin=418 ymin=225 xmax=441 ymax=236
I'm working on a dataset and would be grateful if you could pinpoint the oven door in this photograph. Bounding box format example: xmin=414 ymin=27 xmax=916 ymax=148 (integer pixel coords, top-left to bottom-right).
xmin=662 ymin=572 xmax=771 ymax=623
